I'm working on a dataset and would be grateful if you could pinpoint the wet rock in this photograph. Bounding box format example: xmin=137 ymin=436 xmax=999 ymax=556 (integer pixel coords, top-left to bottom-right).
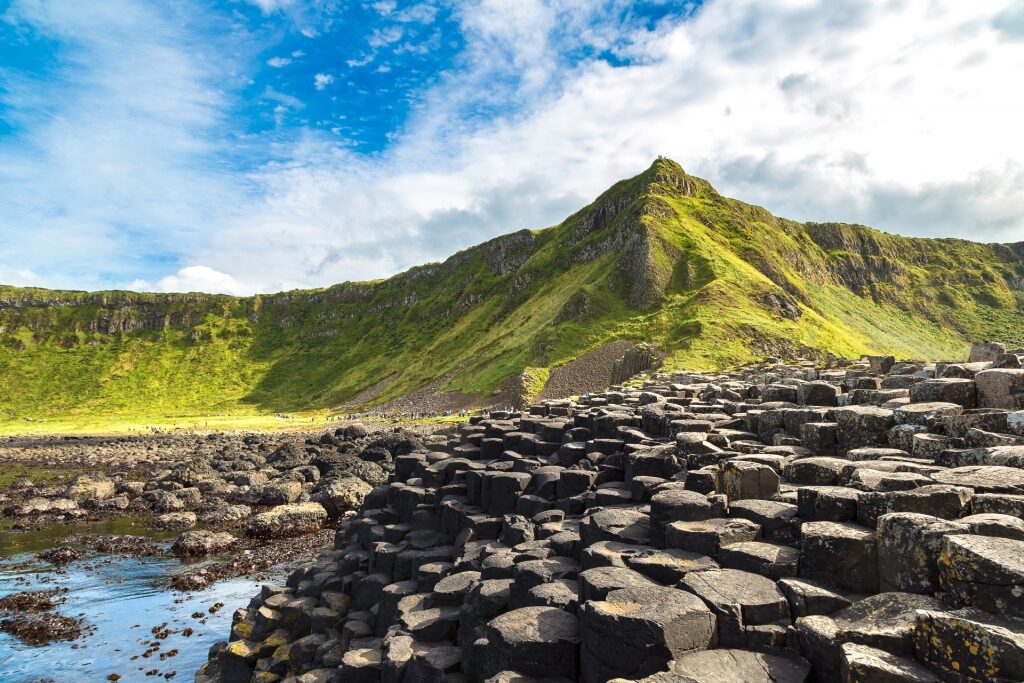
xmin=154 ymin=511 xmax=197 ymax=530
xmin=171 ymin=530 xmax=238 ymax=557
xmin=246 ymin=503 xmax=328 ymax=538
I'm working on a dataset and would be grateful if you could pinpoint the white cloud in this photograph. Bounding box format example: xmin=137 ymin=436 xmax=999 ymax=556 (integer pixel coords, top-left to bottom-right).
xmin=190 ymin=0 xmax=1024 ymax=295
xmin=0 ymin=265 xmax=48 ymax=288
xmin=313 ymin=72 xmax=334 ymax=90
xmin=0 ymin=0 xmax=245 ymax=291
xmin=266 ymin=56 xmax=291 ymax=67
xmin=155 ymin=265 xmax=255 ymax=295
xmin=246 ymin=0 xmax=295 ymax=15
xmin=4 ymin=0 xmax=1024 ymax=298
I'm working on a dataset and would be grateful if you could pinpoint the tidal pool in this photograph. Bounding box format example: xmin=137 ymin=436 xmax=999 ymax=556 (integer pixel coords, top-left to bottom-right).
xmin=0 ymin=522 xmax=277 ymax=682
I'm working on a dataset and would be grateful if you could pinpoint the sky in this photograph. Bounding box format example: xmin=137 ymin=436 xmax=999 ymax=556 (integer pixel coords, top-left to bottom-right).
xmin=1 ymin=0 xmax=1023 ymax=295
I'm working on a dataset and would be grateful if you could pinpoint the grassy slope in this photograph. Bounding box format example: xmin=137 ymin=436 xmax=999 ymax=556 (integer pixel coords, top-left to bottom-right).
xmin=1 ymin=158 xmax=1022 ymax=431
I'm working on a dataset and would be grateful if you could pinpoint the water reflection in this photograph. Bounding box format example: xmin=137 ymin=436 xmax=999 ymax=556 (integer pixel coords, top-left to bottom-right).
xmin=0 ymin=523 xmax=270 ymax=682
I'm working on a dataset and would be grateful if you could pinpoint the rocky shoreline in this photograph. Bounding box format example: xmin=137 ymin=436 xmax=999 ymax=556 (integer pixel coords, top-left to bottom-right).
xmin=197 ymin=348 xmax=1024 ymax=682
xmin=0 ymin=422 xmax=450 ymax=648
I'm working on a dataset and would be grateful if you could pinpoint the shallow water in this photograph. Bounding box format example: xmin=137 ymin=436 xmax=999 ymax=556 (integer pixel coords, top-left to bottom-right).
xmin=0 ymin=523 xmax=275 ymax=683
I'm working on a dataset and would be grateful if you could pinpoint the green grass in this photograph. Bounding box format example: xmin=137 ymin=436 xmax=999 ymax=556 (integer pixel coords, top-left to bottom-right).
xmin=1 ymin=157 xmax=1022 ymax=433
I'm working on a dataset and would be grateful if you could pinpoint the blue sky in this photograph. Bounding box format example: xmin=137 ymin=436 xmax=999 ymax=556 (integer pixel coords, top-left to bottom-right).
xmin=2 ymin=0 xmax=1024 ymax=294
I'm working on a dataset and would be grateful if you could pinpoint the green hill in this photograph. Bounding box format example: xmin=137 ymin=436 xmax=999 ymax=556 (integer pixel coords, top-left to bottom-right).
xmin=2 ymin=158 xmax=1023 ymax=428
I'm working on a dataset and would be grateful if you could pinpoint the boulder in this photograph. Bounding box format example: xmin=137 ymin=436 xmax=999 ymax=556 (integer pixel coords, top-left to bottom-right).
xmin=314 ymin=477 xmax=373 ymax=517
xmin=64 ymin=473 xmax=115 ymax=502
xmin=246 ymin=502 xmax=328 ymax=538
xmin=172 ymin=530 xmax=238 ymax=556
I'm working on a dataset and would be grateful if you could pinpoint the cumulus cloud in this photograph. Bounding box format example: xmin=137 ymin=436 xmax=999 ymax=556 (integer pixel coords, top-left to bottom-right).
xmin=155 ymin=266 xmax=255 ymax=295
xmin=313 ymin=72 xmax=334 ymax=90
xmin=0 ymin=0 xmax=245 ymax=291
xmin=266 ymin=56 xmax=291 ymax=67
xmin=190 ymin=0 xmax=1024 ymax=294
xmin=4 ymin=0 xmax=1024 ymax=297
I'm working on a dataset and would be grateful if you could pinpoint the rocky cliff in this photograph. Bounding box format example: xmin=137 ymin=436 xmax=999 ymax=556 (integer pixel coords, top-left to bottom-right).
xmin=1 ymin=158 xmax=1022 ymax=422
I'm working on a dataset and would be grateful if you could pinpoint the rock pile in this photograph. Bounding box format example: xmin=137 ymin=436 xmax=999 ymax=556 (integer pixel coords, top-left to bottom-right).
xmin=198 ymin=353 xmax=1024 ymax=682
xmin=1 ymin=428 xmax=424 ymax=557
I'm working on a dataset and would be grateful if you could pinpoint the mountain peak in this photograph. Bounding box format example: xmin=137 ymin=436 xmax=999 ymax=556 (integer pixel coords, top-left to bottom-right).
xmin=639 ymin=156 xmax=715 ymax=199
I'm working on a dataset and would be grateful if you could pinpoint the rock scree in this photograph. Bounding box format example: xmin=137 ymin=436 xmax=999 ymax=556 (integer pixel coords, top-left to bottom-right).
xmin=196 ymin=351 xmax=1024 ymax=682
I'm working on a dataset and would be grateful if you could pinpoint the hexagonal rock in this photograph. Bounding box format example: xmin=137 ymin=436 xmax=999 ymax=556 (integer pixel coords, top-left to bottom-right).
xmin=718 ymin=461 xmax=779 ymax=501
xmin=667 ymin=648 xmax=811 ymax=683
xmin=855 ymin=485 xmax=972 ymax=528
xmin=579 ymin=585 xmax=716 ymax=683
xmin=665 ymin=518 xmax=760 ymax=559
xmin=580 ymin=540 xmax=652 ymax=569
xmin=649 ymin=490 xmax=714 ymax=525
xmin=975 ymin=368 xmax=1024 ymax=409
xmin=777 ymin=578 xmax=852 ymax=618
xmin=795 ymin=593 xmax=945 ymax=679
xmin=719 ymin=541 xmax=799 ymax=580
xmin=939 ymin=534 xmax=1024 ymax=617
xmin=580 ymin=508 xmax=653 ymax=547
xmin=511 ymin=557 xmax=582 ymax=606
xmin=578 ymin=566 xmax=657 ymax=602
xmin=834 ymin=406 xmax=895 ymax=451
xmin=876 ymin=513 xmax=969 ymax=594
xmin=625 ymin=548 xmax=719 ymax=584
xmin=431 ymin=570 xmax=480 ymax=606
xmin=523 ymin=579 xmax=580 ymax=613
xmin=799 ymin=381 xmax=840 ymax=407
xmin=840 ymin=643 xmax=939 ymax=683
xmin=783 ymin=457 xmax=849 ymax=486
xmin=480 ymin=607 xmax=580 ymax=680
xmin=930 ymin=465 xmax=1024 ymax=494
xmin=481 ymin=471 xmax=532 ymax=515
xmin=799 ymin=521 xmax=879 ymax=593
xmin=399 ymin=606 xmax=461 ymax=642
xmin=913 ymin=607 xmax=1024 ymax=682
xmin=960 ymin=512 xmax=1024 ymax=540
xmin=834 ymin=592 xmax=946 ymax=654
xmin=729 ymin=499 xmax=801 ymax=546
xmin=908 ymin=378 xmax=977 ymax=408
xmin=681 ymin=569 xmax=789 ymax=647
xmin=893 ymin=401 xmax=963 ymax=426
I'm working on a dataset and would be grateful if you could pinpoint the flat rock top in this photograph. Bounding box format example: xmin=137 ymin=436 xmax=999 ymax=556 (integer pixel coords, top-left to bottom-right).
xmin=802 ymin=520 xmax=874 ymax=540
xmin=669 ymin=648 xmax=811 ymax=683
xmin=487 ymin=606 xmax=579 ymax=644
xmin=682 ymin=569 xmax=784 ymax=607
xmin=942 ymin=534 xmax=1024 ymax=583
xmin=591 ymin=584 xmax=712 ymax=623
xmin=931 ymin=465 xmax=1024 ymax=492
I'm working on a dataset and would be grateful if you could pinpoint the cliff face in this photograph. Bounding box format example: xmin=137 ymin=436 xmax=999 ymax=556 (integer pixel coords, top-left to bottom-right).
xmin=2 ymin=157 xmax=1023 ymax=421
